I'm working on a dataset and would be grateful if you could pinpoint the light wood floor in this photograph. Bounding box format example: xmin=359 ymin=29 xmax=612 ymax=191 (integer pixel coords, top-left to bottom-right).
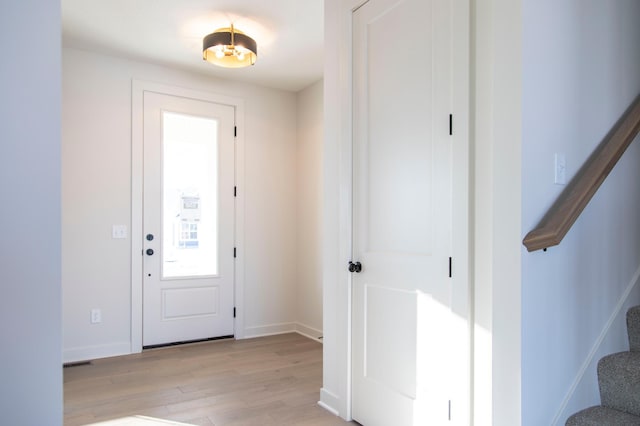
xmin=64 ymin=333 xmax=356 ymax=426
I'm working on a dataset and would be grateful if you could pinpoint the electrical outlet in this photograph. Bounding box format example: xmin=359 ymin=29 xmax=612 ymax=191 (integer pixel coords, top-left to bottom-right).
xmin=91 ymin=309 xmax=101 ymax=324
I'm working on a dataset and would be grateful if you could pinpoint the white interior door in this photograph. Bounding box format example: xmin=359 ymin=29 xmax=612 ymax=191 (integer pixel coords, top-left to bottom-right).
xmin=351 ymin=0 xmax=455 ymax=424
xmin=143 ymin=91 xmax=235 ymax=347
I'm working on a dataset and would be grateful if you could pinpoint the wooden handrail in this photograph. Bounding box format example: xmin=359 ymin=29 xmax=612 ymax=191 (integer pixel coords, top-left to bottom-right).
xmin=523 ymin=94 xmax=640 ymax=252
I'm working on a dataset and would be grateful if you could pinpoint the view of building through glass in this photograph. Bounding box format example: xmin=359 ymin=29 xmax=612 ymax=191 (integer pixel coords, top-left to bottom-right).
xmin=162 ymin=111 xmax=219 ymax=278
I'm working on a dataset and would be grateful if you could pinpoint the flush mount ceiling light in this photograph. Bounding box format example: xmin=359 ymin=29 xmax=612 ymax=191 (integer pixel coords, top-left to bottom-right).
xmin=202 ymin=24 xmax=257 ymax=68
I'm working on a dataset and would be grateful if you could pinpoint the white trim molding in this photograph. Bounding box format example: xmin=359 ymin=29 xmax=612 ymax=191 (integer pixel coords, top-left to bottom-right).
xmin=295 ymin=322 xmax=323 ymax=341
xmin=242 ymin=322 xmax=296 ymax=339
xmin=319 ymin=388 xmax=341 ymax=417
xmin=64 ymin=342 xmax=131 ymax=364
xmin=241 ymin=322 xmax=323 ymax=341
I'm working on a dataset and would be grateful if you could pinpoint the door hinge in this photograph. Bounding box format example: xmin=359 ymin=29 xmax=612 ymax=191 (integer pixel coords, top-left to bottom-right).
xmin=234 ymin=186 xmax=237 ymax=197
xmin=233 ymin=247 xmax=237 ymax=258
xmin=448 ymin=257 xmax=452 ymax=278
xmin=234 ymin=126 xmax=237 ymax=137
xmin=233 ymin=307 xmax=236 ymax=318
xmin=449 ymin=114 xmax=453 ymax=135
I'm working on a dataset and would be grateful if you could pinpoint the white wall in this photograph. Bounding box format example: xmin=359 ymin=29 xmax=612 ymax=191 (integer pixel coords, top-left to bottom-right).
xmin=296 ymin=80 xmax=324 ymax=338
xmin=521 ymin=1 xmax=640 ymax=424
xmin=0 ymin=0 xmax=62 ymax=424
xmin=62 ymin=47 xmax=299 ymax=360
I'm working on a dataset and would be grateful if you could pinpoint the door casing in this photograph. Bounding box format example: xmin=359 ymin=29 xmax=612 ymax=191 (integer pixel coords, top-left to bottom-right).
xmin=131 ymin=80 xmax=246 ymax=352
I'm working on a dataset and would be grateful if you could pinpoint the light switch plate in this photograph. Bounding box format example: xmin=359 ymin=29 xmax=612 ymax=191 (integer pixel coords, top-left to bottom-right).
xmin=112 ymin=225 xmax=127 ymax=239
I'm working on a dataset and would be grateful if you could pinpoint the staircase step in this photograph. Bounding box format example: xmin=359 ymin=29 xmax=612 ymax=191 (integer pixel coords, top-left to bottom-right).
xmin=628 ymin=306 xmax=640 ymax=351
xmin=598 ymin=351 xmax=640 ymax=416
xmin=566 ymin=406 xmax=640 ymax=425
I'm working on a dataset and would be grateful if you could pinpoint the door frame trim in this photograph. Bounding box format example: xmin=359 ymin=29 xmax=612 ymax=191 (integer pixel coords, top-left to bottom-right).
xmin=131 ymin=80 xmax=246 ymax=352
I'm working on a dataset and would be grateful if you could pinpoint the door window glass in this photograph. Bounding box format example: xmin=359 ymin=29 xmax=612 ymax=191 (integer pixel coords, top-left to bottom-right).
xmin=162 ymin=111 xmax=219 ymax=278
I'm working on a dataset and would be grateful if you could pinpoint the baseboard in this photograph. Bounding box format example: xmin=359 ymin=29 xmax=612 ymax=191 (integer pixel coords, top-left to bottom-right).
xmin=242 ymin=322 xmax=297 ymax=339
xmin=551 ymin=263 xmax=640 ymax=425
xmin=63 ymin=341 xmax=132 ymax=364
xmin=295 ymin=322 xmax=323 ymax=341
xmin=319 ymin=388 xmax=341 ymax=416
xmin=242 ymin=322 xmax=323 ymax=341
xmin=66 ymin=323 xmax=320 ymax=362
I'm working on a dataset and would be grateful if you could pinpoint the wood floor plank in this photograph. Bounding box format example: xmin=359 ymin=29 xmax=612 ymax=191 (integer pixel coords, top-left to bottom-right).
xmin=64 ymin=333 xmax=356 ymax=426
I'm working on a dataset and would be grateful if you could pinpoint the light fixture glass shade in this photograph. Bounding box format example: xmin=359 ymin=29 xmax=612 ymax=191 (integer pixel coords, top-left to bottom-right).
xmin=202 ymin=25 xmax=257 ymax=68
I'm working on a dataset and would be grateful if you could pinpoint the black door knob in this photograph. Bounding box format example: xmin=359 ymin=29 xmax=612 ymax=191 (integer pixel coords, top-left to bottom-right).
xmin=146 ymin=234 xmax=154 ymax=241
xmin=146 ymin=248 xmax=154 ymax=256
xmin=348 ymin=261 xmax=362 ymax=273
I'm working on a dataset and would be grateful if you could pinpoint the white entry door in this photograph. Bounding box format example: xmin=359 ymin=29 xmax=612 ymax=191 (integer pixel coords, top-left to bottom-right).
xmin=142 ymin=91 xmax=235 ymax=347
xmin=351 ymin=0 xmax=455 ymax=424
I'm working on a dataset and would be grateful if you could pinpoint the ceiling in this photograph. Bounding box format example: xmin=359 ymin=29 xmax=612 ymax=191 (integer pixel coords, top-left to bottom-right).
xmin=62 ymin=0 xmax=324 ymax=92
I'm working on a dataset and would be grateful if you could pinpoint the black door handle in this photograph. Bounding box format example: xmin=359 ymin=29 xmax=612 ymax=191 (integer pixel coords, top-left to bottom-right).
xmin=146 ymin=248 xmax=154 ymax=256
xmin=348 ymin=261 xmax=362 ymax=273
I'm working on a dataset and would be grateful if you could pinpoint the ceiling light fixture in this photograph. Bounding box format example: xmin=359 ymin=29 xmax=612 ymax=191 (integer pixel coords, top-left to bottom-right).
xmin=202 ymin=24 xmax=257 ymax=68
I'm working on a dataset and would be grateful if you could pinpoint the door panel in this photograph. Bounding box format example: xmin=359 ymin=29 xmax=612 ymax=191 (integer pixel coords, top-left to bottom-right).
xmin=162 ymin=287 xmax=219 ymax=319
xmin=143 ymin=91 xmax=235 ymax=346
xmin=351 ymin=0 xmax=454 ymax=424
xmin=364 ymin=285 xmax=417 ymax=399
